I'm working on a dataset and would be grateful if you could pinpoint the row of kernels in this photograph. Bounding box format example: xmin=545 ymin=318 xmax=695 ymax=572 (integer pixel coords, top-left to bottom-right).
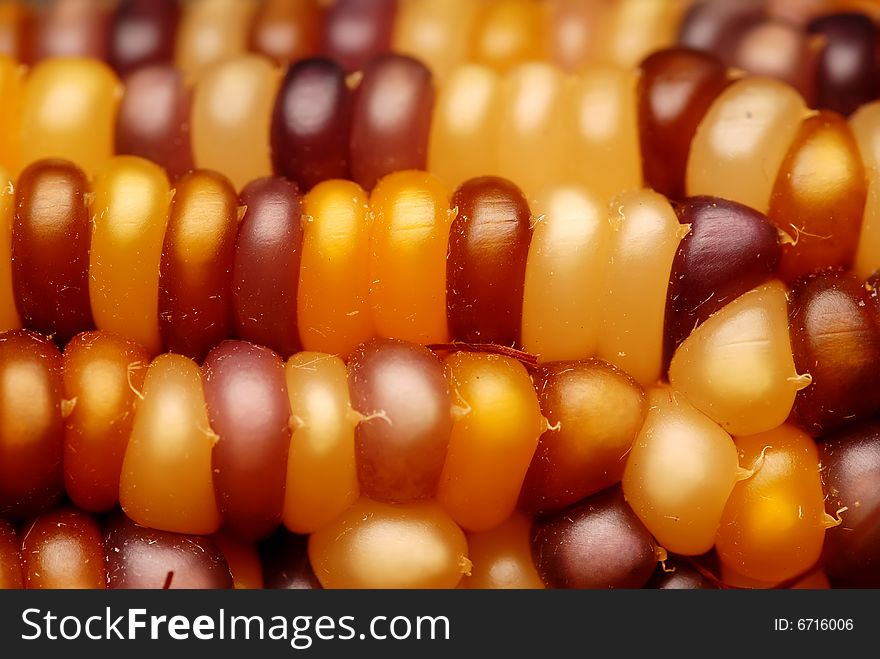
xmin=1 ymin=1 xmax=877 ymax=113
xmin=3 ymin=44 xmax=879 ymax=242
xmin=4 ymin=326 xmax=879 ymax=587
xmin=0 ymin=325 xmax=655 ymax=586
xmin=0 ymin=328 xmax=540 ymax=530
xmin=0 ymin=160 xmax=671 ymax=370
xmin=0 ymin=0 xmax=689 ymax=80
xmin=2 ymin=52 xmax=433 ymax=192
